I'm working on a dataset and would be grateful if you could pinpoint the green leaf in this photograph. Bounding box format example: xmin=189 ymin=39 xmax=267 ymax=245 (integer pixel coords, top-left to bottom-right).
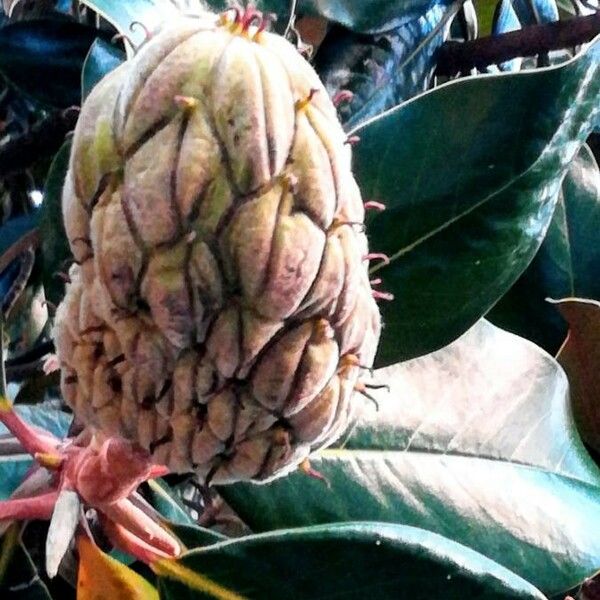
xmin=489 ymin=145 xmax=600 ymax=354
xmin=315 ymin=1 xmax=459 ymax=130
xmin=0 ymin=405 xmax=71 ymax=499
xmin=157 ymin=522 xmax=545 ymax=599
xmin=0 ymin=19 xmax=106 ymax=107
xmin=39 ymin=140 xmax=72 ymax=307
xmin=146 ymin=479 xmax=195 ymax=527
xmin=79 ymin=0 xmax=183 ymax=54
xmin=82 ymin=37 xmax=126 ymax=102
xmin=169 ymin=523 xmax=226 ymax=551
xmin=220 ymin=320 xmax=600 ymax=595
xmin=144 ymin=480 xmax=227 ymax=549
xmin=83 ymin=0 xmax=460 ymax=36
xmin=353 ymin=38 xmax=600 ymax=365
xmin=209 ymin=0 xmax=459 ymax=33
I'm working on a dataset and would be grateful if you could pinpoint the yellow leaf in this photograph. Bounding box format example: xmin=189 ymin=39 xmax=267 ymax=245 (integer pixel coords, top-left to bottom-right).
xmin=77 ymin=535 xmax=159 ymax=600
xmin=153 ymin=557 xmax=245 ymax=600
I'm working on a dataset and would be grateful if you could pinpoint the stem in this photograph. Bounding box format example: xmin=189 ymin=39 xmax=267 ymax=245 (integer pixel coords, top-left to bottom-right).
xmin=284 ymin=0 xmax=298 ymax=37
xmin=0 ymin=319 xmax=7 ymax=399
xmin=437 ymin=12 xmax=600 ymax=76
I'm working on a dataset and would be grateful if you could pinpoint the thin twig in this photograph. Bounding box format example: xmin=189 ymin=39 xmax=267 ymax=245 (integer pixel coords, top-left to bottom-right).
xmin=284 ymin=0 xmax=298 ymax=38
xmin=437 ymin=11 xmax=600 ymax=76
xmin=0 ymin=319 xmax=7 ymax=398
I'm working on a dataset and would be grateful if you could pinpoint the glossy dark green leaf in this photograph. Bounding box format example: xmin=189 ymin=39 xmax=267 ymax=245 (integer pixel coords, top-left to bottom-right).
xmin=265 ymin=0 xmax=460 ymax=33
xmin=168 ymin=523 xmax=226 ymax=550
xmin=89 ymin=0 xmax=461 ymax=35
xmin=0 ymin=405 xmax=71 ymax=499
xmin=145 ymin=479 xmax=195 ymax=527
xmin=315 ymin=1 xmax=458 ymax=130
xmin=144 ymin=479 xmax=227 ymax=549
xmin=0 ymin=19 xmax=105 ymax=107
xmin=39 ymin=140 xmax=72 ymax=307
xmin=489 ymin=145 xmax=600 ymax=354
xmin=220 ymin=320 xmax=600 ymax=595
xmin=81 ymin=37 xmax=126 ymax=102
xmin=353 ymin=38 xmax=600 ymax=365
xmin=158 ymin=523 xmax=545 ymax=599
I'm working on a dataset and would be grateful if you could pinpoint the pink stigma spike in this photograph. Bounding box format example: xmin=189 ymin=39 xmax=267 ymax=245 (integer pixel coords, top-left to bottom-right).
xmin=221 ymin=6 xmax=242 ymax=25
xmin=370 ymin=278 xmax=382 ymax=286
xmin=345 ymin=135 xmax=360 ymax=145
xmin=372 ymin=290 xmax=395 ymax=302
xmin=364 ymin=200 xmax=386 ymax=212
xmin=363 ymin=253 xmax=391 ymax=266
xmin=256 ymin=12 xmax=277 ymax=35
xmin=241 ymin=4 xmax=261 ymax=31
xmin=333 ymin=90 xmax=354 ymax=107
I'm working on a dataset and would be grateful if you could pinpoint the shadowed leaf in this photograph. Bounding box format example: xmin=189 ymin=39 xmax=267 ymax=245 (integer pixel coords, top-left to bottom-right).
xmin=0 ymin=19 xmax=106 ymax=107
xmin=82 ymin=37 xmax=126 ymax=102
xmin=39 ymin=140 xmax=71 ymax=307
xmin=554 ymin=298 xmax=600 ymax=454
xmin=489 ymin=145 xmax=600 ymax=354
xmin=315 ymin=0 xmax=459 ymax=129
xmin=157 ymin=523 xmax=545 ymax=599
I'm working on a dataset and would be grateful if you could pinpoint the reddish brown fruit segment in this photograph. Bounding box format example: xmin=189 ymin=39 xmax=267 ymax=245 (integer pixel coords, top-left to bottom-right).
xmin=55 ymin=11 xmax=381 ymax=485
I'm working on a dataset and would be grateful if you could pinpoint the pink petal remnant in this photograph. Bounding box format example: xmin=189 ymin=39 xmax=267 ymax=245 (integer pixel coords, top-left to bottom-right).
xmin=0 ymin=398 xmax=179 ymax=565
xmin=0 ymin=491 xmax=58 ymax=520
xmin=0 ymin=397 xmax=59 ymax=455
xmin=42 ymin=354 xmax=61 ymax=375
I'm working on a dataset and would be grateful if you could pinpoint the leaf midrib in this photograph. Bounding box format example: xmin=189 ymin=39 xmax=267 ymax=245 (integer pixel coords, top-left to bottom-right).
xmin=366 ymin=56 xmax=599 ymax=275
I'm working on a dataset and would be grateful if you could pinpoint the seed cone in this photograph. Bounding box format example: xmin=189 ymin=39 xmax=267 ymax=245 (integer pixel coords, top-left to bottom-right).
xmin=55 ymin=13 xmax=381 ymax=484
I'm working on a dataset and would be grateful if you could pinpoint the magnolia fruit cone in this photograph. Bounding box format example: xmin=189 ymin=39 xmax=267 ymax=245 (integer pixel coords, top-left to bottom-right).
xmin=55 ymin=10 xmax=381 ymax=486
